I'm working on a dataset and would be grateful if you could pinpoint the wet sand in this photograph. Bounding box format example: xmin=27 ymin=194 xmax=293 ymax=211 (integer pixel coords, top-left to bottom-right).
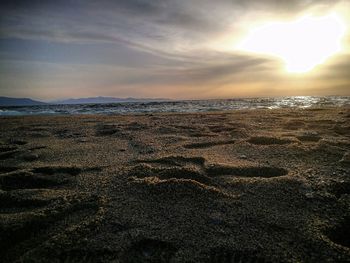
xmin=0 ymin=107 xmax=349 ymax=262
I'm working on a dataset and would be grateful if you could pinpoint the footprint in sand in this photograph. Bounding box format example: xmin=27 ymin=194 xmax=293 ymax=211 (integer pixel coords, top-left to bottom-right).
xmin=130 ymin=164 xmax=211 ymax=185
xmin=295 ymin=131 xmax=322 ymax=143
xmin=206 ymin=164 xmax=288 ymax=179
xmin=95 ymin=123 xmax=121 ymax=136
xmin=332 ymin=124 xmax=350 ymax=136
xmin=183 ymin=140 xmax=236 ymax=149
xmin=327 ymin=181 xmax=350 ymax=199
xmin=0 ymin=141 xmax=43 ymax=161
xmin=0 ymin=166 xmax=103 ymax=261
xmin=247 ymin=136 xmax=293 ymax=145
xmin=0 ymin=166 xmax=20 ymax=174
xmin=54 ymin=129 xmax=84 ymax=139
xmin=324 ymin=216 xmax=350 ymax=249
xmin=0 ymin=145 xmax=20 ymax=160
xmin=128 ymin=155 xmax=289 ymax=198
xmin=208 ymin=125 xmax=235 ymax=133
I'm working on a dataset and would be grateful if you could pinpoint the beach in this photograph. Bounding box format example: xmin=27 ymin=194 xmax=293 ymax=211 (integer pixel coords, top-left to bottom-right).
xmin=0 ymin=106 xmax=349 ymax=262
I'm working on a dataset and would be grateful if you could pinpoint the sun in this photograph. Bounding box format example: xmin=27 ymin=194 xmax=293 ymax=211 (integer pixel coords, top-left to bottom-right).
xmin=237 ymin=13 xmax=346 ymax=73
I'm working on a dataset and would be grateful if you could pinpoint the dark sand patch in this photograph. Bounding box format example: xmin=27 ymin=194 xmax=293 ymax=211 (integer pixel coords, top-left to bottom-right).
xmin=333 ymin=125 xmax=350 ymax=136
xmin=0 ymin=200 xmax=99 ymax=260
xmin=20 ymin=152 xmax=40 ymax=162
xmin=0 ymin=167 xmax=81 ymax=191
xmin=130 ymin=164 xmax=211 ymax=185
xmin=8 ymin=139 xmax=28 ymax=145
xmin=52 ymin=248 xmax=119 ymax=263
xmin=32 ymin=166 xmax=82 ymax=176
xmin=247 ymin=136 xmax=293 ymax=145
xmin=54 ymin=129 xmax=84 ymax=139
xmin=123 ymin=238 xmax=177 ymax=263
xmin=156 ymin=126 xmax=179 ymax=135
xmin=0 ymin=145 xmax=17 ymax=153
xmin=129 ymin=139 xmax=155 ymax=154
xmin=206 ymin=164 xmax=288 ymax=178
xmin=0 ymin=167 xmax=20 ymax=174
xmin=0 ymin=191 xmax=52 ymax=211
xmin=126 ymin=122 xmax=148 ymax=131
xmin=283 ymin=120 xmax=305 ymax=130
xmin=208 ymin=125 xmax=235 ymax=133
xmin=326 ymin=217 xmax=350 ymax=249
xmin=296 ymin=135 xmax=322 ymax=142
xmin=28 ymin=131 xmax=52 ymax=138
xmin=183 ymin=140 xmax=236 ymax=149
xmin=0 ymin=171 xmax=66 ymax=190
xmin=95 ymin=124 xmax=121 ymax=136
xmin=0 ymin=150 xmax=20 ymax=160
xmin=187 ymin=132 xmax=219 ymax=138
xmin=207 ymin=247 xmax=267 ymax=263
xmin=328 ymin=181 xmax=350 ymax=198
xmin=138 ymin=156 xmax=206 ymax=166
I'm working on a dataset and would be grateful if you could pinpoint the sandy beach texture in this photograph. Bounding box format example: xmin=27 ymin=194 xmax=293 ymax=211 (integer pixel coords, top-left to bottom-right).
xmin=0 ymin=107 xmax=349 ymax=262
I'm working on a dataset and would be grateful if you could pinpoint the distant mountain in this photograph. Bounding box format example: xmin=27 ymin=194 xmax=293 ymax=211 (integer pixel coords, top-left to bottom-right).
xmin=50 ymin=96 xmax=169 ymax=105
xmin=0 ymin=96 xmax=47 ymax=106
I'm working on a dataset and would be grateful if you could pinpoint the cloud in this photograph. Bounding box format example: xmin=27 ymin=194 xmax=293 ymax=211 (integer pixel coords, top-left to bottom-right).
xmin=0 ymin=0 xmax=348 ymax=98
xmin=311 ymin=54 xmax=350 ymax=81
xmin=2 ymin=0 xmax=342 ymax=47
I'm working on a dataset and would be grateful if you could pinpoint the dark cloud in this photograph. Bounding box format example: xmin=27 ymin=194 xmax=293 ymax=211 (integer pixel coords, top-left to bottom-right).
xmin=1 ymin=0 xmax=343 ymax=51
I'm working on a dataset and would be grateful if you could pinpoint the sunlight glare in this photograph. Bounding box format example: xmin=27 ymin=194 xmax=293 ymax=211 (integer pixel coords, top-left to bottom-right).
xmin=237 ymin=13 xmax=346 ymax=73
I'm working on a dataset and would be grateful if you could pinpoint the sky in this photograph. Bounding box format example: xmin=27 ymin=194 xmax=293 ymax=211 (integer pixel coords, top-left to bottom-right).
xmin=0 ymin=0 xmax=349 ymax=100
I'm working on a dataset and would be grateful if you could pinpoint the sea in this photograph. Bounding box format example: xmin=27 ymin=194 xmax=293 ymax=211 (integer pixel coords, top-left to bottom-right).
xmin=0 ymin=96 xmax=349 ymax=116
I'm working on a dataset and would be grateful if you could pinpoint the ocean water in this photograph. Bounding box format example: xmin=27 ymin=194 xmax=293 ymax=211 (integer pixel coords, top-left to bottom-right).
xmin=0 ymin=96 xmax=349 ymax=116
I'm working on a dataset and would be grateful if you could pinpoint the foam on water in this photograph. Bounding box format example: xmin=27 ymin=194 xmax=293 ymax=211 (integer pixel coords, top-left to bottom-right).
xmin=0 ymin=96 xmax=349 ymax=116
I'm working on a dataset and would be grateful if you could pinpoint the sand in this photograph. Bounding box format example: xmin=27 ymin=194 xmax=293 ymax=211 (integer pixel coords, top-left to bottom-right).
xmin=0 ymin=107 xmax=349 ymax=262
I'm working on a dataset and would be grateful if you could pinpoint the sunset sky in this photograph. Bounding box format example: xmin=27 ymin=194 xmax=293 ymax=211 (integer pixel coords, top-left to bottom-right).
xmin=0 ymin=0 xmax=349 ymax=100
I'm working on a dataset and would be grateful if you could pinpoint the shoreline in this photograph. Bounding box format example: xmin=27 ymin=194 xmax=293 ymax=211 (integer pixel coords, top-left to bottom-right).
xmin=1 ymin=105 xmax=349 ymax=117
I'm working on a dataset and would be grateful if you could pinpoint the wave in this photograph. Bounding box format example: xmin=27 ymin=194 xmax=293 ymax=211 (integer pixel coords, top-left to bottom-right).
xmin=0 ymin=96 xmax=349 ymax=116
